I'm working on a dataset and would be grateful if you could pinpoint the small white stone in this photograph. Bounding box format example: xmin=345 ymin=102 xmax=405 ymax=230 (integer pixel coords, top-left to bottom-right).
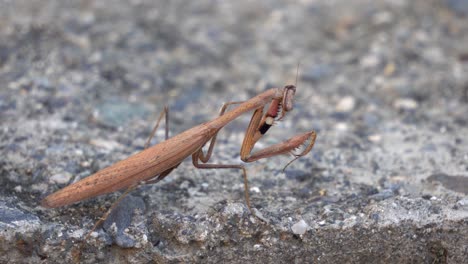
xmin=250 ymin=186 xmax=261 ymax=193
xmin=368 ymin=134 xmax=382 ymax=143
xmin=393 ymin=98 xmax=418 ymax=110
xmin=317 ymin=220 xmax=326 ymax=226
xmin=49 ymin=172 xmax=72 ymax=184
xmin=335 ymin=122 xmax=348 ymax=131
xmin=360 ymin=54 xmax=380 ymax=68
xmin=373 ymin=11 xmax=393 ymax=25
xmin=291 ymin=219 xmax=309 ymax=235
xmin=14 ymin=185 xmax=22 ymax=192
xmin=456 ymin=198 xmax=468 ymax=208
xmin=90 ymin=231 xmax=99 ymax=238
xmin=180 ymin=180 xmax=190 ymax=189
xmin=71 ymin=229 xmax=86 ymax=239
xmin=335 ymin=96 xmax=356 ymax=112
xmin=89 ymin=139 xmax=123 ymax=152
xmin=31 ymin=183 xmax=48 ymax=192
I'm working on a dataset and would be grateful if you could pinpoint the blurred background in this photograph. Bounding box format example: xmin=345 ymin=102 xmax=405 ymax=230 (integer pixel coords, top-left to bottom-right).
xmin=0 ymin=0 xmax=467 ymax=262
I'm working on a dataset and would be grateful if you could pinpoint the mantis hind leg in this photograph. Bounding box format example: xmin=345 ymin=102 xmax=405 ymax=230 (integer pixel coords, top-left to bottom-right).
xmin=145 ymin=105 xmax=169 ymax=149
xmin=83 ymin=184 xmax=138 ymax=242
xmin=84 ymin=106 xmax=172 ymax=243
xmin=144 ymin=102 xmax=247 ymax=190
xmin=83 ymin=166 xmax=178 ymax=243
xmin=143 ymin=165 xmax=178 ymax=185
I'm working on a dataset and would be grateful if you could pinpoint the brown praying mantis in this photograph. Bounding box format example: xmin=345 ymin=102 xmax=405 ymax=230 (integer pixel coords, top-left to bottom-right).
xmin=41 ymin=85 xmax=317 ymax=221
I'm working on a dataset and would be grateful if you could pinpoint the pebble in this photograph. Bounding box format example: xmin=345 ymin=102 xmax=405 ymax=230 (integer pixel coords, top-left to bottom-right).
xmin=334 ymin=122 xmax=349 ymax=131
xmin=368 ymin=134 xmax=382 ymax=143
xmin=291 ymin=220 xmax=309 ymax=235
xmin=317 ymin=220 xmax=326 ymax=226
xmin=335 ymin=96 xmax=356 ymax=112
xmin=360 ymin=54 xmax=381 ymax=68
xmin=393 ymin=98 xmax=418 ymax=110
xmin=49 ymin=172 xmax=73 ymax=185
xmin=250 ymin=186 xmax=261 ymax=193
xmin=454 ymin=198 xmax=468 ymax=209
xmin=89 ymin=139 xmax=123 ymax=152
xmin=369 ymin=189 xmax=395 ymax=201
xmin=103 ymin=195 xmax=146 ymax=248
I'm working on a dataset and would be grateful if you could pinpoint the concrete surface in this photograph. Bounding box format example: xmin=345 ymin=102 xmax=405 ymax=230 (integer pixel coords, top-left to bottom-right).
xmin=0 ymin=0 xmax=467 ymax=263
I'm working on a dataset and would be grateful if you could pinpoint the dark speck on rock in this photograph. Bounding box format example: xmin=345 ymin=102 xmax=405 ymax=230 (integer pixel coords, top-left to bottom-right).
xmin=285 ymin=169 xmax=310 ymax=182
xmin=363 ymin=186 xmax=379 ymax=196
xmin=422 ymin=194 xmax=433 ymax=200
xmin=100 ymin=64 xmax=127 ymax=83
xmin=369 ymin=189 xmax=395 ymax=201
xmin=212 ymin=80 xmax=226 ymax=93
xmin=40 ymin=97 xmax=68 ymax=113
xmin=370 ymin=213 xmax=380 ymax=222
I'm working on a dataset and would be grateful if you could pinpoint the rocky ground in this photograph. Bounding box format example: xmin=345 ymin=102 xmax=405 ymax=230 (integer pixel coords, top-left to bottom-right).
xmin=0 ymin=0 xmax=467 ymax=263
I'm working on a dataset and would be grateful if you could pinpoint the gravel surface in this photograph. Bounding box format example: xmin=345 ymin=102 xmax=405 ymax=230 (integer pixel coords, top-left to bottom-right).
xmin=1 ymin=0 xmax=467 ymax=263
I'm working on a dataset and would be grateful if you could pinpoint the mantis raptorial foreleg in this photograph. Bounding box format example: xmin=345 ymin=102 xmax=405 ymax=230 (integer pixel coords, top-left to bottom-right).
xmin=192 ymin=94 xmax=316 ymax=214
xmin=197 ymin=101 xmax=244 ymax=162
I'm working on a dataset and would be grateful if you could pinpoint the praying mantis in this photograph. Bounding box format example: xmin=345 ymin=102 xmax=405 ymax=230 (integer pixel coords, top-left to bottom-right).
xmin=41 ymin=85 xmax=317 ymax=220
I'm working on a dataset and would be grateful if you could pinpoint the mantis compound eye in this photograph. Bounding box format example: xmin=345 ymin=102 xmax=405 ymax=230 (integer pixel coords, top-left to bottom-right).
xmin=282 ymin=85 xmax=296 ymax=112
